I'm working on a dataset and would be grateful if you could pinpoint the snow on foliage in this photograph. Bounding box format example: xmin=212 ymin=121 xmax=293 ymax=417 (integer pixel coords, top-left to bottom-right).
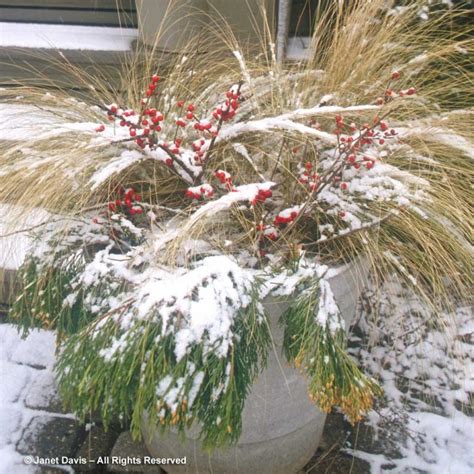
xmin=349 ymin=277 xmax=474 ymax=473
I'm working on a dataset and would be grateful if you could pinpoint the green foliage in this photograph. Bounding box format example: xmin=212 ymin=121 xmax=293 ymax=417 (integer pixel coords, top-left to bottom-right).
xmin=9 ymin=217 xmax=377 ymax=447
xmin=54 ymin=281 xmax=270 ymax=448
xmin=282 ymin=280 xmax=382 ymax=424
xmin=9 ymin=217 xmax=140 ymax=337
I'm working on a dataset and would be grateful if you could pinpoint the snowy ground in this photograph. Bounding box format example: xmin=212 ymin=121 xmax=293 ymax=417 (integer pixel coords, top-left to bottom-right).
xmin=0 ymin=277 xmax=472 ymax=473
xmin=0 ymin=324 xmax=75 ymax=473
xmin=349 ymin=280 xmax=474 ymax=473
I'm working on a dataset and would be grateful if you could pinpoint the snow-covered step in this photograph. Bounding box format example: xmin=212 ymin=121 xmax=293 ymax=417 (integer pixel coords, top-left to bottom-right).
xmin=0 ymin=22 xmax=138 ymax=86
xmin=0 ymin=22 xmax=138 ymax=53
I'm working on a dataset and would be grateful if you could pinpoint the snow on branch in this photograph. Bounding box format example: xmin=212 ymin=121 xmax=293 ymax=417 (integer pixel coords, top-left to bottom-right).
xmin=216 ymin=104 xmax=379 ymax=145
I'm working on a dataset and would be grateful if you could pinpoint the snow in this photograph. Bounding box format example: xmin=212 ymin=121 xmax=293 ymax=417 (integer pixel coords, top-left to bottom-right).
xmin=89 ymin=150 xmax=145 ymax=190
xmin=124 ymin=255 xmax=255 ymax=361
xmin=397 ymin=126 xmax=474 ymax=160
xmin=217 ymin=104 xmax=379 ymax=146
xmin=287 ymin=37 xmax=313 ymax=61
xmin=180 ymin=182 xmax=276 ymax=234
xmin=316 ymin=278 xmax=341 ymax=332
xmin=0 ymin=23 xmax=138 ymax=51
xmin=0 ymin=204 xmax=52 ymax=270
xmin=350 ymin=278 xmax=474 ymax=473
xmin=0 ymin=103 xmax=99 ymax=143
xmin=0 ymin=324 xmax=73 ymax=474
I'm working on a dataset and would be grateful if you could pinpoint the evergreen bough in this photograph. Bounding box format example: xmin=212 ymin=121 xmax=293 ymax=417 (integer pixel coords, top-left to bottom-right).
xmin=10 ymin=218 xmax=379 ymax=447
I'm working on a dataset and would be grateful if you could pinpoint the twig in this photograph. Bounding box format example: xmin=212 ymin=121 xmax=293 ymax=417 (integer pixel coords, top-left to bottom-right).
xmin=196 ymin=80 xmax=244 ymax=183
xmin=157 ymin=145 xmax=196 ymax=183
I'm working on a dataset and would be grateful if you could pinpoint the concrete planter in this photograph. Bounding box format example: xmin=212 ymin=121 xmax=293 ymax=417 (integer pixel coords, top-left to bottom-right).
xmin=0 ymin=205 xmax=53 ymax=305
xmin=136 ymin=0 xmax=275 ymax=52
xmin=142 ymin=258 xmax=369 ymax=474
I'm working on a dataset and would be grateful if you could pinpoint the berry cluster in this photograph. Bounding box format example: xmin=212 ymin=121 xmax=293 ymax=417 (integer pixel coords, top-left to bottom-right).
xmin=250 ymin=188 xmax=273 ymax=206
xmin=215 ymin=169 xmax=234 ymax=190
xmin=212 ymin=88 xmax=241 ymax=121
xmin=298 ymin=161 xmax=319 ymax=192
xmin=257 ymin=223 xmax=279 ymax=241
xmin=91 ymin=187 xmax=144 ymax=226
xmin=274 ymin=206 xmax=301 ymax=226
xmin=95 ymin=73 xmax=242 ymax=175
xmin=185 ymin=184 xmax=215 ymax=200
xmin=108 ymin=187 xmax=143 ymax=216
xmin=375 ymin=71 xmax=416 ymax=105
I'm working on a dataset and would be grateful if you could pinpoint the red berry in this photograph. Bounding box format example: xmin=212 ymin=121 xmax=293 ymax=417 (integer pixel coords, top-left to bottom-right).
xmin=151 ymin=74 xmax=160 ymax=83
xmin=176 ymin=119 xmax=186 ymax=127
xmin=187 ymin=104 xmax=195 ymax=112
xmin=407 ymin=87 xmax=416 ymax=96
xmin=391 ymin=71 xmax=400 ymax=80
xmin=366 ymin=161 xmax=375 ymax=169
xmin=95 ymin=124 xmax=105 ymax=132
xmin=177 ymin=100 xmax=185 ymax=108
xmin=186 ymin=111 xmax=194 ymax=120
xmin=340 ymin=182 xmax=348 ymax=190
xmin=165 ymin=158 xmax=173 ymax=166
xmin=129 ymin=129 xmax=137 ymax=137
xmin=338 ymin=211 xmax=346 ymax=218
